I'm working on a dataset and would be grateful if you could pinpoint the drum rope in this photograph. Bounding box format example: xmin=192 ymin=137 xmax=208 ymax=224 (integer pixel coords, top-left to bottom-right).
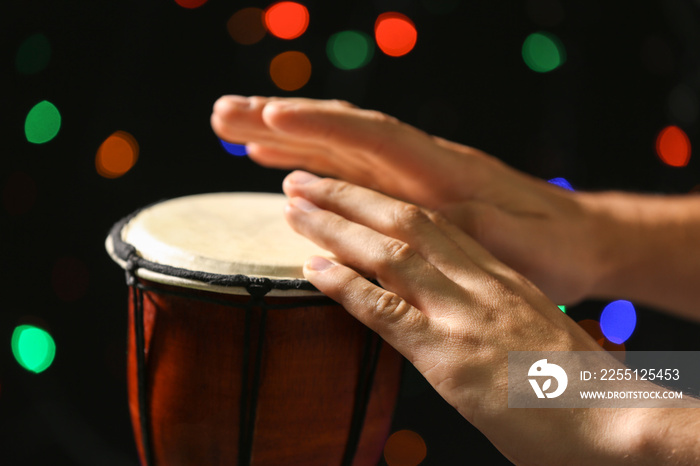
xmin=127 ymin=257 xmax=155 ymax=466
xmin=239 ymin=292 xmax=269 ymax=466
xmin=342 ymin=329 xmax=383 ymax=466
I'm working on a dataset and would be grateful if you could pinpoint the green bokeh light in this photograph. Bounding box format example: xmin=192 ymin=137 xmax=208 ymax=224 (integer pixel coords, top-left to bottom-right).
xmin=558 ymin=305 xmax=566 ymax=313
xmin=327 ymin=30 xmax=374 ymax=70
xmin=522 ymin=32 xmax=566 ymax=73
xmin=25 ymin=100 xmax=61 ymax=144
xmin=11 ymin=325 xmax=56 ymax=374
xmin=16 ymin=33 xmax=51 ymax=74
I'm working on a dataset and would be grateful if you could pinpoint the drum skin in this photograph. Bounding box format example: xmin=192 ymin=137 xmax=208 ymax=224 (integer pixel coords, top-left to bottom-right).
xmin=127 ymin=280 xmax=403 ymax=466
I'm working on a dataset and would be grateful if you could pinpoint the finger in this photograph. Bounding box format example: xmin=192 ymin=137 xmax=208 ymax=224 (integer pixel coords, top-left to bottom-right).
xmin=211 ymin=96 xmax=333 ymax=150
xmin=247 ymin=142 xmax=377 ymax=182
xmin=284 ymin=197 xmax=470 ymax=314
xmin=262 ymin=100 xmax=462 ymax=178
xmin=303 ymin=255 xmax=432 ymax=362
xmin=283 ymin=172 xmax=480 ymax=283
xmin=245 ymin=143 xmax=336 ymax=172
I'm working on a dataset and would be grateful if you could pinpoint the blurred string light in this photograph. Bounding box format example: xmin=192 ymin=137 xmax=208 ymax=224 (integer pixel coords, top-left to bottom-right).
xmin=548 ymin=177 xmax=574 ymax=191
xmin=174 ymin=0 xmax=208 ymax=9
xmin=655 ymin=125 xmax=691 ymax=167
xmin=264 ymin=2 xmax=310 ymax=40
xmin=16 ymin=33 xmax=51 ymax=75
xmin=2 ymin=171 xmax=37 ymax=216
xmin=25 ymin=100 xmax=61 ymax=144
xmin=270 ymin=51 xmax=311 ymax=91
xmin=51 ymin=256 xmax=89 ymax=302
xmin=600 ymin=300 xmax=636 ymax=344
xmin=11 ymin=325 xmax=56 ymax=374
xmin=327 ymin=30 xmax=374 ymax=70
xmin=220 ymin=139 xmax=248 ymax=156
xmin=420 ymin=0 xmax=460 ymax=15
xmin=577 ymin=319 xmax=626 ymax=361
xmin=375 ymin=12 xmax=418 ymax=57
xmin=383 ymin=429 xmax=427 ymax=466
xmin=227 ymin=7 xmax=266 ymax=45
xmin=577 ymin=319 xmax=604 ymax=343
xmin=95 ymin=131 xmax=139 ymax=179
xmin=522 ymin=32 xmax=565 ymax=73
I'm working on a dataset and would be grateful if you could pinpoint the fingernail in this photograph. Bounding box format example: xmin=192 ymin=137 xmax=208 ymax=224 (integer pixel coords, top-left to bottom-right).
xmin=306 ymin=256 xmax=334 ymax=272
xmin=266 ymin=101 xmax=295 ymax=112
xmin=290 ymin=197 xmax=319 ymax=212
xmin=214 ymin=96 xmax=250 ymax=113
xmin=287 ymin=171 xmax=320 ymax=185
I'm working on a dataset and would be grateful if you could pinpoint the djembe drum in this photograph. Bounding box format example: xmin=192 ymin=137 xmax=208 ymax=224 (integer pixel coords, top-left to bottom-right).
xmin=105 ymin=193 xmax=403 ymax=466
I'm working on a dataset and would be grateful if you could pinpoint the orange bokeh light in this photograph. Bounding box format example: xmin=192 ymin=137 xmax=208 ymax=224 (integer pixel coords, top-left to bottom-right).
xmin=269 ymin=51 xmax=311 ymax=91
xmin=174 ymin=0 xmax=208 ymax=9
xmin=96 ymin=131 xmax=139 ymax=179
xmin=375 ymin=12 xmax=417 ymax=57
xmin=264 ymin=2 xmax=309 ymax=40
xmin=577 ymin=319 xmax=604 ymax=342
xmin=656 ymin=125 xmax=691 ymax=167
xmin=383 ymin=429 xmax=427 ymax=466
xmin=227 ymin=7 xmax=266 ymax=45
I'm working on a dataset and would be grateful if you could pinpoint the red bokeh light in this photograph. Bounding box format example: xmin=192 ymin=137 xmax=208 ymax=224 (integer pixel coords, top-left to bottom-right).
xmin=265 ymin=2 xmax=309 ymax=40
xmin=375 ymin=12 xmax=417 ymax=57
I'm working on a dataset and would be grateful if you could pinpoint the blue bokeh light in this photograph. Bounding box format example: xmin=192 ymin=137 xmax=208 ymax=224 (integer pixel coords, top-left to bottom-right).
xmin=600 ymin=300 xmax=637 ymax=344
xmin=219 ymin=139 xmax=248 ymax=156
xmin=548 ymin=177 xmax=574 ymax=191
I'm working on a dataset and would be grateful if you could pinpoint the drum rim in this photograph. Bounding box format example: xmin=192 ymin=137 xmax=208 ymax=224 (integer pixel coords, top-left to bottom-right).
xmin=106 ymin=197 xmax=322 ymax=297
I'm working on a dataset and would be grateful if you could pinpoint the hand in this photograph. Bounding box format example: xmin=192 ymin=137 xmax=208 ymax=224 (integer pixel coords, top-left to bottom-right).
xmin=280 ymin=170 xmax=638 ymax=466
xmin=211 ymin=96 xmax=605 ymax=304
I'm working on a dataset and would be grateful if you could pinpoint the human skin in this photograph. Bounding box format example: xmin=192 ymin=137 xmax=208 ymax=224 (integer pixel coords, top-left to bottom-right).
xmin=281 ymin=171 xmax=700 ymax=465
xmin=211 ymin=96 xmax=700 ymax=463
xmin=210 ymin=96 xmax=700 ymax=320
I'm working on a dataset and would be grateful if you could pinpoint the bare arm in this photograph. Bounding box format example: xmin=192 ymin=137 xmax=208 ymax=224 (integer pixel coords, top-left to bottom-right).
xmin=281 ymin=172 xmax=700 ymax=465
xmin=583 ymin=192 xmax=700 ymax=321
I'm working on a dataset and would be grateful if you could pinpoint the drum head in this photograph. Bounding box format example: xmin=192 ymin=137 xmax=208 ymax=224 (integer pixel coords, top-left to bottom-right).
xmin=106 ymin=192 xmax=331 ymax=295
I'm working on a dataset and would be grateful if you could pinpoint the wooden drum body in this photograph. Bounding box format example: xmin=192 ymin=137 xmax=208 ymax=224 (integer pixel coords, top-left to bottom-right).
xmin=106 ymin=193 xmax=403 ymax=466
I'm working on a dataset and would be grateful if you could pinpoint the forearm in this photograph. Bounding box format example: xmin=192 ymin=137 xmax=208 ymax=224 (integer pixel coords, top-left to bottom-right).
xmin=582 ymin=192 xmax=700 ymax=320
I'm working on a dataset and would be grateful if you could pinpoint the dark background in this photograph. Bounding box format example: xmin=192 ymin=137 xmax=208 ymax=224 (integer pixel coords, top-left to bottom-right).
xmin=4 ymin=0 xmax=700 ymax=464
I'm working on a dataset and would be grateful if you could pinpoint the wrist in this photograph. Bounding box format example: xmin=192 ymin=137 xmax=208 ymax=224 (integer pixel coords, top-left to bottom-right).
xmin=576 ymin=191 xmax=644 ymax=300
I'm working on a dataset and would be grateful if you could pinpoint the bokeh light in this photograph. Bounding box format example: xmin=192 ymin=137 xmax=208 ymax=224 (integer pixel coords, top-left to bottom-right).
xmin=384 ymin=429 xmax=427 ymax=466
xmin=558 ymin=305 xmax=566 ymax=313
xmin=655 ymin=125 xmax=691 ymax=167
xmin=220 ymin=139 xmax=248 ymax=156
xmin=11 ymin=325 xmax=56 ymax=374
xmin=327 ymin=30 xmax=374 ymax=70
xmin=174 ymin=0 xmax=208 ymax=9
xmin=375 ymin=13 xmax=418 ymax=57
xmin=227 ymin=7 xmax=266 ymax=45
xmin=601 ymin=340 xmax=626 ymax=362
xmin=96 ymin=131 xmax=139 ymax=179
xmin=270 ymin=51 xmax=312 ymax=91
xmin=600 ymin=300 xmax=636 ymax=344
xmin=264 ymin=2 xmax=309 ymax=40
xmin=25 ymin=100 xmax=61 ymax=144
xmin=51 ymin=256 xmax=90 ymax=302
xmin=16 ymin=33 xmax=51 ymax=75
xmin=548 ymin=177 xmax=574 ymax=191
xmin=522 ymin=32 xmax=566 ymax=73
xmin=577 ymin=319 xmax=604 ymax=343
xmin=3 ymin=171 xmax=37 ymax=216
